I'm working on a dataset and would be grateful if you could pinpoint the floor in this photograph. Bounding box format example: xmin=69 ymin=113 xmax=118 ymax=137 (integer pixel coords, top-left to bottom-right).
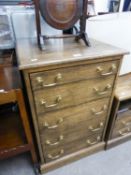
xmin=0 ymin=141 xmax=131 ymax=175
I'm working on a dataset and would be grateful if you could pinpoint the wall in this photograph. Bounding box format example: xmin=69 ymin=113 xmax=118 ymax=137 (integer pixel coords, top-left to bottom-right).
xmin=94 ymin=0 xmax=109 ymax=13
xmin=87 ymin=12 xmax=131 ymax=75
xmin=94 ymin=0 xmax=126 ymax=13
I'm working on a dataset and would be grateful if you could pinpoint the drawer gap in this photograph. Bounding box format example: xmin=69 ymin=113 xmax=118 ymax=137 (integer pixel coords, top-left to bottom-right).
xmin=117 ymin=99 xmax=131 ymax=115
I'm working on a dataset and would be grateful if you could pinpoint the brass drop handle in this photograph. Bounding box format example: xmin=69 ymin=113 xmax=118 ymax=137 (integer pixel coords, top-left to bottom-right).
xmin=44 ymin=118 xmax=64 ymax=129
xmin=89 ymin=122 xmax=104 ymax=132
xmin=46 ymin=135 xmax=64 ymax=146
xmin=86 ymin=136 xmax=101 ymax=145
xmin=40 ymin=95 xmax=62 ymax=109
xmin=47 ymin=149 xmax=64 ymax=160
xmin=93 ymin=84 xmax=111 ymax=95
xmin=119 ymin=128 xmax=130 ymax=136
xmin=36 ymin=73 xmax=62 ymax=87
xmin=97 ymin=64 xmax=116 ymax=76
xmin=91 ymin=105 xmax=107 ymax=116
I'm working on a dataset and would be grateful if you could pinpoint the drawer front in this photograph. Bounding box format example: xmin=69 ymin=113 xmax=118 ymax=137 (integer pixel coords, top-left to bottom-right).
xmin=0 ymin=90 xmax=16 ymax=105
xmin=30 ymin=60 xmax=119 ymax=90
xmin=40 ymin=117 xmax=105 ymax=149
xmin=112 ymin=110 xmax=131 ymax=138
xmin=34 ymin=76 xmax=115 ymax=114
xmin=43 ymin=133 xmax=103 ymax=163
xmin=38 ymin=98 xmax=109 ymax=132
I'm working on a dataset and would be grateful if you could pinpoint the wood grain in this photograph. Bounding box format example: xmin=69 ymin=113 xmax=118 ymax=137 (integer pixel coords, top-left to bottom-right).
xmin=40 ymin=117 xmax=105 ymax=146
xmin=39 ymin=0 xmax=83 ymax=30
xmin=105 ymin=73 xmax=131 ymax=149
xmin=106 ymin=132 xmax=131 ymax=149
xmin=40 ymin=142 xmax=105 ymax=173
xmin=38 ymin=98 xmax=109 ymax=132
xmin=30 ymin=60 xmax=119 ymax=90
xmin=0 ymin=90 xmax=16 ymax=105
xmin=43 ymin=133 xmax=103 ymax=163
xmin=0 ymin=62 xmax=37 ymax=162
xmin=16 ymin=38 xmax=126 ymax=172
xmin=115 ymin=73 xmax=131 ymax=101
xmin=112 ymin=110 xmax=131 ymax=138
xmin=34 ymin=76 xmax=115 ymax=114
xmin=16 ymin=38 xmax=127 ymax=70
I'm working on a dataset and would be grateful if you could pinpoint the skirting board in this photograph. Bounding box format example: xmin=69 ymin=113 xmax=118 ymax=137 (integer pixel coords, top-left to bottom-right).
xmin=106 ymin=133 xmax=131 ymax=150
xmin=40 ymin=142 xmax=105 ymax=173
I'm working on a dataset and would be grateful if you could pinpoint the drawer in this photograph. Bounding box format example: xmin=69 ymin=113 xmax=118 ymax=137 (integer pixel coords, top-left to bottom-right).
xmin=38 ymin=98 xmax=109 ymax=132
xmin=34 ymin=76 xmax=115 ymax=114
xmin=30 ymin=60 xmax=119 ymax=90
xmin=43 ymin=133 xmax=103 ymax=163
xmin=0 ymin=90 xmax=16 ymax=105
xmin=39 ymin=117 xmax=105 ymax=148
xmin=112 ymin=110 xmax=131 ymax=138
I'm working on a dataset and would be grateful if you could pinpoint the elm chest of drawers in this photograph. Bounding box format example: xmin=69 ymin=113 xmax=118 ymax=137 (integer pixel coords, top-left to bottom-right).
xmin=16 ymin=38 xmax=126 ymax=173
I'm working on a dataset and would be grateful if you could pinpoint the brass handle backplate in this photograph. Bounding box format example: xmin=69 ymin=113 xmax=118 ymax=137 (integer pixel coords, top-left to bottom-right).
xmin=36 ymin=73 xmax=62 ymax=87
xmin=93 ymin=84 xmax=111 ymax=95
xmin=44 ymin=118 xmax=64 ymax=129
xmin=40 ymin=95 xmax=62 ymax=109
xmin=91 ymin=105 xmax=107 ymax=116
xmin=97 ymin=64 xmax=116 ymax=76
xmin=47 ymin=149 xmax=64 ymax=160
xmin=89 ymin=122 xmax=104 ymax=132
xmin=86 ymin=136 xmax=101 ymax=145
xmin=46 ymin=135 xmax=64 ymax=146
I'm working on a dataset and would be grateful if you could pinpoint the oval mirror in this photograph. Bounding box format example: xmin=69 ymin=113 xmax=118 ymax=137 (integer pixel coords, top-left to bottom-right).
xmin=39 ymin=0 xmax=83 ymax=30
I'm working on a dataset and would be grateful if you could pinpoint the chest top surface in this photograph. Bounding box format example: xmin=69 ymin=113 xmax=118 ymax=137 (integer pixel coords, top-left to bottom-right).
xmin=16 ymin=38 xmax=127 ymax=70
xmin=115 ymin=73 xmax=131 ymax=101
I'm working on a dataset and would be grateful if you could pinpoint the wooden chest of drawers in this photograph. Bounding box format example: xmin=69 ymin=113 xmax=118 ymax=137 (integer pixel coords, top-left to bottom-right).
xmin=16 ymin=38 xmax=126 ymax=173
xmin=106 ymin=73 xmax=131 ymax=149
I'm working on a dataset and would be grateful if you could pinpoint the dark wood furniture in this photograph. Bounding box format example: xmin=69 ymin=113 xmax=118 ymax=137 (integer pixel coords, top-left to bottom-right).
xmin=33 ymin=0 xmax=90 ymax=49
xmin=39 ymin=0 xmax=83 ymax=30
xmin=0 ymin=50 xmax=13 ymax=66
xmin=16 ymin=38 xmax=126 ymax=173
xmin=0 ymin=52 xmax=37 ymax=162
xmin=106 ymin=73 xmax=131 ymax=149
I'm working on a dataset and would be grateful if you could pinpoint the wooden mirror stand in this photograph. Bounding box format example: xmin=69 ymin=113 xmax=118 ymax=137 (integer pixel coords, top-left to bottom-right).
xmin=33 ymin=0 xmax=90 ymax=50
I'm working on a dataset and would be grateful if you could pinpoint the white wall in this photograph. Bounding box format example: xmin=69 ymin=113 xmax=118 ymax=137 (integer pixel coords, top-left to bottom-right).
xmin=94 ymin=0 xmax=125 ymax=13
xmin=87 ymin=12 xmax=131 ymax=75
xmin=94 ymin=0 xmax=109 ymax=13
